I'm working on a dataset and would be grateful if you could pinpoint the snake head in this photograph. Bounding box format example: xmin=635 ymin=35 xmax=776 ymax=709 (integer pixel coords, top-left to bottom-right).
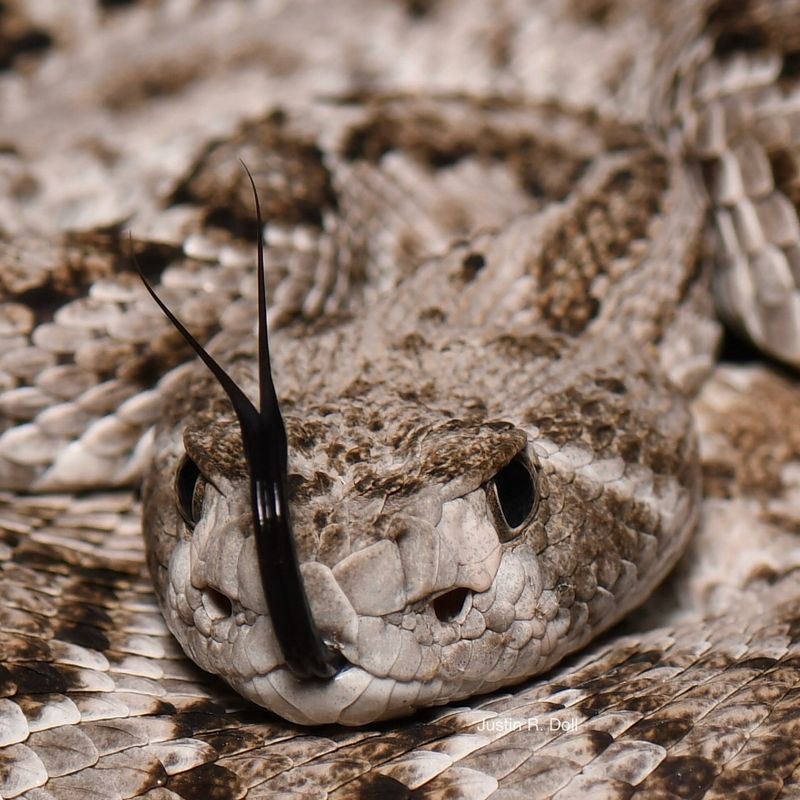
xmin=139 ymin=168 xmax=699 ymax=726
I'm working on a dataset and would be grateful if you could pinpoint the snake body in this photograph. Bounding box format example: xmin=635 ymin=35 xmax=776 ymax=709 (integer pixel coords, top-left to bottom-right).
xmin=1 ymin=0 xmax=800 ymax=797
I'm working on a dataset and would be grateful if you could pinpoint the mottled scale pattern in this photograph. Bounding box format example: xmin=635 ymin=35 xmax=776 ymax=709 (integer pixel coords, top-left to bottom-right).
xmin=0 ymin=0 xmax=800 ymax=797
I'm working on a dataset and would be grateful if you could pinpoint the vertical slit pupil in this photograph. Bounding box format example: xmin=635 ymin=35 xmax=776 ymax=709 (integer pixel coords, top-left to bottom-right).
xmin=176 ymin=456 xmax=202 ymax=527
xmin=493 ymin=457 xmax=535 ymax=529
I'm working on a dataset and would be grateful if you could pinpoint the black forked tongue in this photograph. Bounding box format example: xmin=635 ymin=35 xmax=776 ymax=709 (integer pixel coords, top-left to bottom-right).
xmin=135 ymin=164 xmax=343 ymax=680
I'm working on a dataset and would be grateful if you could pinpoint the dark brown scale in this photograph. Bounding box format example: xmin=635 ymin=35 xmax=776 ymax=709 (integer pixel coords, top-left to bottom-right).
xmin=173 ymin=115 xmax=338 ymax=234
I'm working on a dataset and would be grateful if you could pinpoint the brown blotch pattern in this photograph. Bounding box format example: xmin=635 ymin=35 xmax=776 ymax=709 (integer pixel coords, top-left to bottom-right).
xmin=172 ymin=114 xmax=337 ymax=234
xmin=700 ymin=369 xmax=800 ymax=500
xmin=529 ymin=153 xmax=669 ymax=335
xmin=342 ymin=103 xmax=594 ymax=202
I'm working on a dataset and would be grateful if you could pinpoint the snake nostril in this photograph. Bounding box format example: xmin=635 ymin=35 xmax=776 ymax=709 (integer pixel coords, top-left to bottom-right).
xmin=202 ymin=587 xmax=233 ymax=621
xmin=433 ymin=587 xmax=471 ymax=623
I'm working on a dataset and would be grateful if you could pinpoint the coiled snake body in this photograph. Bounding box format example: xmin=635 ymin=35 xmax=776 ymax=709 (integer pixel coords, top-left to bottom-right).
xmin=2 ymin=0 xmax=800 ymax=797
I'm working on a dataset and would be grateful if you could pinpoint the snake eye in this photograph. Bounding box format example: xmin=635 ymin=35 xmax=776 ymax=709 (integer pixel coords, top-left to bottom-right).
xmin=175 ymin=455 xmax=205 ymax=529
xmin=488 ymin=454 xmax=537 ymax=541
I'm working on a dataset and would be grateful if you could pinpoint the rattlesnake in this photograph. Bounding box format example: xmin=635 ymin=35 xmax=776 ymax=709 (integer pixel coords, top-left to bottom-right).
xmin=2 ymin=0 xmax=800 ymax=797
